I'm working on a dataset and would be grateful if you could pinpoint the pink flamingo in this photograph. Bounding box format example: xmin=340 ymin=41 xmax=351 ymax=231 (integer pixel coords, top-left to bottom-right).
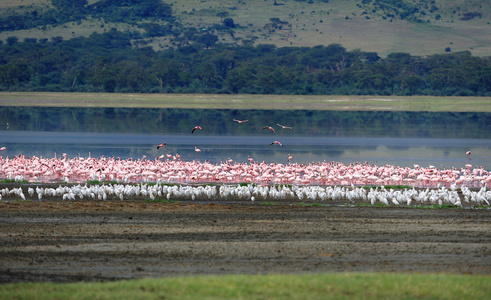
xmin=194 ymin=146 xmax=201 ymax=153
xmin=262 ymin=126 xmax=275 ymax=133
xmin=270 ymin=141 xmax=283 ymax=146
xmin=466 ymin=150 xmax=471 ymax=160
xmin=192 ymin=126 xmax=202 ymax=134
xmin=277 ymin=123 xmax=292 ymax=129
xmin=233 ymin=119 xmax=248 ymax=124
xmin=156 ymin=143 xmax=167 ymax=149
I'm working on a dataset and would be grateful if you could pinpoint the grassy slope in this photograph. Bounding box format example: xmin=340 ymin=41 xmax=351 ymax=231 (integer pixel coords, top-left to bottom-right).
xmin=0 ymin=0 xmax=490 ymax=57
xmin=1 ymin=92 xmax=491 ymax=112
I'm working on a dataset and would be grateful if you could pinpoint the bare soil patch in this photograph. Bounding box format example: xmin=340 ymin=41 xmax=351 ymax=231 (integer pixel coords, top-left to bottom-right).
xmin=1 ymin=200 xmax=490 ymax=283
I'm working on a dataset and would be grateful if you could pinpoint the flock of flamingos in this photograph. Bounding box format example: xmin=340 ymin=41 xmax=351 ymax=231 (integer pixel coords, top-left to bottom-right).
xmin=1 ymin=119 xmax=491 ymax=206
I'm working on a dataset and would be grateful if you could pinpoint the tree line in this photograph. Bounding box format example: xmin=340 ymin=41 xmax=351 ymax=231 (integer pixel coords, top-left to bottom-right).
xmin=0 ymin=28 xmax=490 ymax=96
xmin=0 ymin=0 xmax=174 ymax=32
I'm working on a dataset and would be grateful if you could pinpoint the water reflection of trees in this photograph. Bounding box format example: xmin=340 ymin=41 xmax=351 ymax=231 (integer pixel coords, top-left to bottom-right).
xmin=1 ymin=107 xmax=490 ymax=139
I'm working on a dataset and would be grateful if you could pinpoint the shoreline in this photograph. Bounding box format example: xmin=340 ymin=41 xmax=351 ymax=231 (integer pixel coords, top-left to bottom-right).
xmin=1 ymin=92 xmax=491 ymax=112
xmin=2 ymin=200 xmax=490 ymax=283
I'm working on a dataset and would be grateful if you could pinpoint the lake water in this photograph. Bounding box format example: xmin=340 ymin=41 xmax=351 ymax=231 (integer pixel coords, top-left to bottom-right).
xmin=1 ymin=107 xmax=490 ymax=169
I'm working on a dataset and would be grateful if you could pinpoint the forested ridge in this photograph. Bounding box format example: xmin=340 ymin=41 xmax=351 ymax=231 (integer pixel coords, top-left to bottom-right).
xmin=0 ymin=0 xmax=490 ymax=96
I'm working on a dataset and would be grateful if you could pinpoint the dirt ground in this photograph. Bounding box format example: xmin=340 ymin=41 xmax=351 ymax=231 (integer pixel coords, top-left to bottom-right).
xmin=0 ymin=199 xmax=490 ymax=283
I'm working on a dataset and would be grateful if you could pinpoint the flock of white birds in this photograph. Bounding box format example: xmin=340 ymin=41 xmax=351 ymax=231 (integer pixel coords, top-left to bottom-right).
xmin=1 ymin=182 xmax=490 ymax=207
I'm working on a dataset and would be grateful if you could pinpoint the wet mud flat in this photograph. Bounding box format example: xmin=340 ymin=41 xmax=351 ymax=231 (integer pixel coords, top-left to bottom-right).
xmin=0 ymin=200 xmax=490 ymax=283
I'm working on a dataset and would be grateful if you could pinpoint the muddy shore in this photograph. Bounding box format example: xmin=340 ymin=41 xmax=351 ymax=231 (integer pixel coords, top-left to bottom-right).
xmin=1 ymin=199 xmax=490 ymax=283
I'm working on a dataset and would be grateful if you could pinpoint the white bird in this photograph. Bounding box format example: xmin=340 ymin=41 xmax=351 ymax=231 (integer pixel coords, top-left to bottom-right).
xmin=277 ymin=123 xmax=292 ymax=129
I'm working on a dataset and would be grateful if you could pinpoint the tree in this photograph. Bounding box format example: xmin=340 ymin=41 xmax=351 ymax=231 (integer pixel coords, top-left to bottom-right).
xmin=0 ymin=62 xmax=31 ymax=90
xmin=223 ymin=17 xmax=235 ymax=28
xmin=197 ymin=34 xmax=218 ymax=49
xmin=6 ymin=36 xmax=19 ymax=46
xmin=150 ymin=59 xmax=185 ymax=90
xmin=224 ymin=65 xmax=257 ymax=93
xmin=197 ymin=62 xmax=221 ymax=90
xmin=216 ymin=12 xmax=229 ymax=22
xmin=473 ymin=67 xmax=491 ymax=93
xmin=402 ymin=75 xmax=424 ymax=94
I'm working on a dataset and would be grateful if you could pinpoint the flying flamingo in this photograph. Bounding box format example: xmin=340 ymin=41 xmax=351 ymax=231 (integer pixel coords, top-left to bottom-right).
xmin=466 ymin=150 xmax=471 ymax=160
xmin=191 ymin=126 xmax=203 ymax=134
xmin=233 ymin=119 xmax=248 ymax=124
xmin=277 ymin=123 xmax=292 ymax=129
xmin=262 ymin=126 xmax=275 ymax=133
xmin=156 ymin=143 xmax=167 ymax=149
xmin=270 ymin=141 xmax=283 ymax=146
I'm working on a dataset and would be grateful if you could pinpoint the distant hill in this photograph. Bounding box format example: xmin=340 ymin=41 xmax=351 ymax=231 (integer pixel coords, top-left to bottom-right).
xmin=0 ymin=0 xmax=489 ymax=57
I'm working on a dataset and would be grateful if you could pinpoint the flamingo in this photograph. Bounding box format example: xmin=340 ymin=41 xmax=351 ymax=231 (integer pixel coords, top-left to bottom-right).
xmin=0 ymin=147 xmax=5 ymax=151
xmin=270 ymin=141 xmax=283 ymax=146
xmin=466 ymin=150 xmax=471 ymax=160
xmin=233 ymin=119 xmax=248 ymax=124
xmin=156 ymin=143 xmax=167 ymax=149
xmin=194 ymin=146 xmax=201 ymax=153
xmin=277 ymin=123 xmax=292 ymax=129
xmin=262 ymin=126 xmax=275 ymax=133
xmin=191 ymin=126 xmax=202 ymax=134
xmin=288 ymin=154 xmax=293 ymax=162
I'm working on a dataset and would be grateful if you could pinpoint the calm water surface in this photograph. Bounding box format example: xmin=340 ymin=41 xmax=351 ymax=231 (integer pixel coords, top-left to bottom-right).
xmin=1 ymin=107 xmax=490 ymax=169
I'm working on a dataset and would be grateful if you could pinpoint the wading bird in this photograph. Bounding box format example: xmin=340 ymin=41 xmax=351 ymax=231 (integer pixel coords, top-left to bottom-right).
xmin=195 ymin=146 xmax=201 ymax=153
xmin=270 ymin=141 xmax=283 ymax=146
xmin=192 ymin=126 xmax=203 ymax=134
xmin=466 ymin=150 xmax=471 ymax=160
xmin=156 ymin=143 xmax=167 ymax=149
xmin=233 ymin=119 xmax=248 ymax=124
xmin=262 ymin=126 xmax=275 ymax=133
xmin=277 ymin=123 xmax=292 ymax=129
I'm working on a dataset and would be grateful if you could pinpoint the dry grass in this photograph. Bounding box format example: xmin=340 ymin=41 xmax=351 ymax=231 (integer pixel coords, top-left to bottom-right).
xmin=1 ymin=0 xmax=490 ymax=57
xmin=1 ymin=92 xmax=490 ymax=112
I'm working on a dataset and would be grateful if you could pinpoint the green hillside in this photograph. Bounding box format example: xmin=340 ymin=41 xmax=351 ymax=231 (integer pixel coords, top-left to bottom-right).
xmin=0 ymin=0 xmax=490 ymax=57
